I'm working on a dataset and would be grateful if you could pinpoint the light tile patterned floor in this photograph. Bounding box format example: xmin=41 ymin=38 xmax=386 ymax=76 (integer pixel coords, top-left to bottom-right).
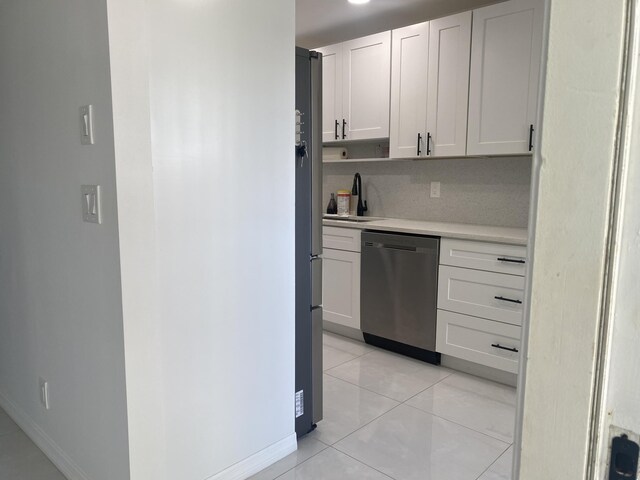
xmin=1 ymin=332 xmax=515 ymax=480
xmin=251 ymin=332 xmax=516 ymax=480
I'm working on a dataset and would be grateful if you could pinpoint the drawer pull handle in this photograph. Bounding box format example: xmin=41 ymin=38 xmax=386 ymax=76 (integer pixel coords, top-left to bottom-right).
xmin=491 ymin=343 xmax=519 ymax=353
xmin=495 ymin=295 xmax=522 ymax=304
xmin=497 ymin=257 xmax=526 ymax=264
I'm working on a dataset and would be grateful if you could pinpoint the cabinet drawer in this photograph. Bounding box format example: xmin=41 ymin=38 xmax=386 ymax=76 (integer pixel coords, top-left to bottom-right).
xmin=438 ymin=265 xmax=525 ymax=326
xmin=323 ymin=226 xmax=361 ymax=252
xmin=436 ymin=310 xmax=521 ymax=374
xmin=440 ymin=238 xmax=527 ymax=276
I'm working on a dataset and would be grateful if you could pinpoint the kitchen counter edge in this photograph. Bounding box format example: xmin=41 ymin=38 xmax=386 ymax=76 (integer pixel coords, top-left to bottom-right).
xmin=322 ymin=218 xmax=528 ymax=246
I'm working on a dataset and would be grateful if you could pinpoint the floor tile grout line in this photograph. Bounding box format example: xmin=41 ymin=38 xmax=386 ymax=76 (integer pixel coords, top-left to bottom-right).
xmin=322 ymin=343 xmax=373 ymax=370
xmin=269 ymin=441 xmax=330 ymax=480
xmin=329 ymin=401 xmax=511 ymax=480
xmin=399 ymin=373 xmax=517 ymax=444
xmin=322 ymin=336 xmax=375 ymax=358
xmin=401 ymin=401 xmax=514 ymax=446
xmin=323 ymin=351 xmax=455 ymax=403
xmin=400 ymin=369 xmax=456 ymax=405
xmin=328 ymin=401 xmax=406 ymax=447
xmin=331 ymin=446 xmax=397 ymax=479
xmin=473 ymin=443 xmax=513 ymax=480
xmin=271 ymin=444 xmax=395 ymax=480
xmin=322 ymin=370 xmax=406 ymax=402
xmin=322 ymin=341 xmax=371 ymax=358
xmin=321 ymin=334 xmax=514 ymax=476
xmin=322 ymin=344 xmax=372 ymax=359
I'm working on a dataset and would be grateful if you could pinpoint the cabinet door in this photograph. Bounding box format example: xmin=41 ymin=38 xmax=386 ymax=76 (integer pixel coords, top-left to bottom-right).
xmin=467 ymin=0 xmax=543 ymax=155
xmin=389 ymin=23 xmax=429 ymax=158
xmin=322 ymin=248 xmax=360 ymax=330
xmin=342 ymin=31 xmax=391 ymax=141
xmin=426 ymin=12 xmax=472 ymax=157
xmin=316 ymin=43 xmax=343 ymax=143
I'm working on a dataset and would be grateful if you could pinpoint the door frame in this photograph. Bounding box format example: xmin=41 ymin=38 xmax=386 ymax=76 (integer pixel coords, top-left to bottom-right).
xmin=514 ymin=0 xmax=635 ymax=478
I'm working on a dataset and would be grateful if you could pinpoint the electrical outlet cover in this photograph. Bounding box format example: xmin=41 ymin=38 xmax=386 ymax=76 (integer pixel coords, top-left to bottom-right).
xmin=81 ymin=185 xmax=102 ymax=224
xmin=80 ymin=105 xmax=95 ymax=145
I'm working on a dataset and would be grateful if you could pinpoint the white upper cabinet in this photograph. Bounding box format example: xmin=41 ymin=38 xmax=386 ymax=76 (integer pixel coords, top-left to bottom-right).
xmin=467 ymin=0 xmax=544 ymax=155
xmin=316 ymin=43 xmax=343 ymax=143
xmin=342 ymin=31 xmax=392 ymax=141
xmin=389 ymin=12 xmax=471 ymax=159
xmin=426 ymin=11 xmax=472 ymax=157
xmin=317 ymin=32 xmax=392 ymax=143
xmin=389 ymin=23 xmax=429 ymax=158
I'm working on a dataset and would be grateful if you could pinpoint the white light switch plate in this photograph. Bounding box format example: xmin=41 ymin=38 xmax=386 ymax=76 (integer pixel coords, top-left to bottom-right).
xmin=430 ymin=181 xmax=441 ymax=198
xmin=80 ymin=105 xmax=95 ymax=145
xmin=81 ymin=185 xmax=101 ymax=224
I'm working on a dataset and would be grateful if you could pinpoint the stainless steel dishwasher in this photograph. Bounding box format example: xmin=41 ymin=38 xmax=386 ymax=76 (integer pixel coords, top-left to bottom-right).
xmin=361 ymin=231 xmax=441 ymax=364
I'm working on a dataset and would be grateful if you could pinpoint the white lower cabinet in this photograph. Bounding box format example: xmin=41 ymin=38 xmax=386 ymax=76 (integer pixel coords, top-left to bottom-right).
xmin=438 ymin=265 xmax=525 ymax=326
xmin=436 ymin=237 xmax=527 ymax=373
xmin=437 ymin=310 xmax=521 ymax=374
xmin=322 ymin=227 xmax=361 ymax=330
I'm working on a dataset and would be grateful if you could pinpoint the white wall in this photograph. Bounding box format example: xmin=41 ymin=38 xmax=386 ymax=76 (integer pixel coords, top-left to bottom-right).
xmin=146 ymin=0 xmax=296 ymax=478
xmin=0 ymin=1 xmax=130 ymax=479
xmin=105 ymin=0 xmax=166 ymax=478
xmin=518 ymin=0 xmax=627 ymax=477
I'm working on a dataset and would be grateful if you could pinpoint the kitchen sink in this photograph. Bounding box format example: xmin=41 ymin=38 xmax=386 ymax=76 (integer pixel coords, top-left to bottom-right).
xmin=323 ymin=215 xmax=376 ymax=223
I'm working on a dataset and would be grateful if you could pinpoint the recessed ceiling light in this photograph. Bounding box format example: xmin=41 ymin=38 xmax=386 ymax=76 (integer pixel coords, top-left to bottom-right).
xmin=348 ymin=0 xmax=370 ymax=4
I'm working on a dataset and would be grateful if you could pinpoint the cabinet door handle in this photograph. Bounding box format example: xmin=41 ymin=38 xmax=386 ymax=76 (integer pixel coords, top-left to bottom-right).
xmin=426 ymin=132 xmax=432 ymax=156
xmin=417 ymin=133 xmax=422 ymax=156
xmin=528 ymin=124 xmax=534 ymax=151
xmin=335 ymin=120 xmax=339 ymax=140
xmin=494 ymin=295 xmax=523 ymax=304
xmin=491 ymin=343 xmax=519 ymax=353
xmin=497 ymin=257 xmax=526 ymax=264
xmin=342 ymin=119 xmax=347 ymax=139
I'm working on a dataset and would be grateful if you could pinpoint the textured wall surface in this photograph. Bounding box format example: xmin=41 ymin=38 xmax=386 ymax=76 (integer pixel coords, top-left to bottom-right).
xmin=324 ymin=156 xmax=532 ymax=227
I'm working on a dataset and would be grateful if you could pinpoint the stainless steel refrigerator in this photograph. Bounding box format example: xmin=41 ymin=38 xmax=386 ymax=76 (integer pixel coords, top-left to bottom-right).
xmin=295 ymin=47 xmax=323 ymax=437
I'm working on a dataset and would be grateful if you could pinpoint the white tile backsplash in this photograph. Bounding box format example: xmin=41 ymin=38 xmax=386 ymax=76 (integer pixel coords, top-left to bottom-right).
xmin=323 ymin=156 xmax=531 ymax=228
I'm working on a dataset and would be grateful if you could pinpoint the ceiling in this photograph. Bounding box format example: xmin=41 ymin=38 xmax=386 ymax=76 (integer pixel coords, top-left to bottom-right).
xmin=296 ymin=0 xmax=499 ymax=48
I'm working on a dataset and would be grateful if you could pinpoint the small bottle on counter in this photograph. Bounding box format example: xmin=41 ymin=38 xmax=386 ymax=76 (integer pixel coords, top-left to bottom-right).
xmin=326 ymin=193 xmax=337 ymax=214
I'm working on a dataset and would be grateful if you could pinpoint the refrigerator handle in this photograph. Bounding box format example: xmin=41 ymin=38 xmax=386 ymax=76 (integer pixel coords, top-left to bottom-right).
xmin=310 ymin=52 xmax=323 ymax=256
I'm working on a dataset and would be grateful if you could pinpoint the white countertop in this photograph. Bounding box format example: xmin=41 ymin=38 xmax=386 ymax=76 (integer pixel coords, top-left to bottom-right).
xmin=322 ymin=216 xmax=528 ymax=245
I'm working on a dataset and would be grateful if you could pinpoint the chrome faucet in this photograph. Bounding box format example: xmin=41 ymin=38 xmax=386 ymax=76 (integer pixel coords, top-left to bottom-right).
xmin=351 ymin=173 xmax=368 ymax=217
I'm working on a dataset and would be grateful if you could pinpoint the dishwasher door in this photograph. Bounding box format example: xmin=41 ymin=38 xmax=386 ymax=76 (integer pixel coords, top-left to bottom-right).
xmin=361 ymin=231 xmax=440 ymax=353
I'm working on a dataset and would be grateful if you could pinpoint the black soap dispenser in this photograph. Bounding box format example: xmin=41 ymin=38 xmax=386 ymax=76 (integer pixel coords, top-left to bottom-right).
xmin=326 ymin=193 xmax=338 ymax=214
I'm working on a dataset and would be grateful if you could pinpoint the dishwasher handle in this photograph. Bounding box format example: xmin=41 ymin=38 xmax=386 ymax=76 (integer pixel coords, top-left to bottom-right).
xmin=364 ymin=241 xmax=438 ymax=254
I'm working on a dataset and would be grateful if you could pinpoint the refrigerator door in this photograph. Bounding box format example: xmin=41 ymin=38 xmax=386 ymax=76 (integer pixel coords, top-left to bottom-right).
xmin=295 ymin=47 xmax=323 ymax=436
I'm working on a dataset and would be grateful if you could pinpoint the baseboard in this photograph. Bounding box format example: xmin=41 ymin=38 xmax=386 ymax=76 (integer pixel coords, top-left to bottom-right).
xmin=207 ymin=433 xmax=297 ymax=480
xmin=322 ymin=321 xmax=365 ymax=342
xmin=0 ymin=390 xmax=90 ymax=480
xmin=441 ymin=355 xmax=518 ymax=387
